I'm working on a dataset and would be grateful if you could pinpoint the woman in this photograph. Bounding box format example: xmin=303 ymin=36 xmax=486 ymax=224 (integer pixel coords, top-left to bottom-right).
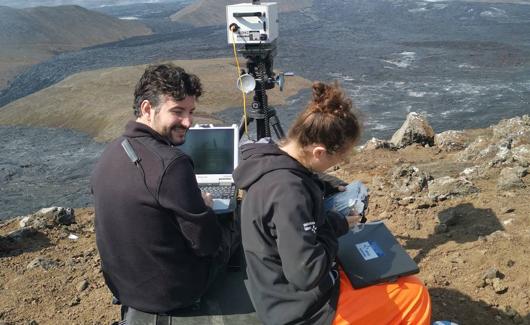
xmin=233 ymin=82 xmax=431 ymax=325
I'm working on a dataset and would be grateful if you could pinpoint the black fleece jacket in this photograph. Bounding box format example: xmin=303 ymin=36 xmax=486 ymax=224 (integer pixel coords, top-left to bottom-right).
xmin=91 ymin=121 xmax=222 ymax=314
xmin=233 ymin=142 xmax=349 ymax=325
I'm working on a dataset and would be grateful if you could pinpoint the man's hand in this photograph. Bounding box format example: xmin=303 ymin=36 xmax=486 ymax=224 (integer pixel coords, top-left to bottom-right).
xmin=202 ymin=192 xmax=213 ymax=208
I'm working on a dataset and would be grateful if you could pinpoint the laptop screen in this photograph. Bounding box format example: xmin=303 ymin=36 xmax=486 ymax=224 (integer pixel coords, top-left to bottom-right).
xmin=179 ymin=128 xmax=235 ymax=175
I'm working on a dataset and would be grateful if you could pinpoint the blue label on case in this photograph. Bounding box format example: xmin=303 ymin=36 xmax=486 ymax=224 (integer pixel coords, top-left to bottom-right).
xmin=355 ymin=241 xmax=384 ymax=261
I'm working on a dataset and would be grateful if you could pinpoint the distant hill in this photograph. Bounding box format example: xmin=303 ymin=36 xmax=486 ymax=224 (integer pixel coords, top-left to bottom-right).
xmin=170 ymin=0 xmax=313 ymax=27
xmin=0 ymin=0 xmax=180 ymax=9
xmin=0 ymin=5 xmax=151 ymax=89
xmin=0 ymin=58 xmax=311 ymax=142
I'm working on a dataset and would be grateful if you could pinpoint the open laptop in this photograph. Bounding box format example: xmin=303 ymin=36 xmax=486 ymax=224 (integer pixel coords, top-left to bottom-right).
xmin=337 ymin=221 xmax=419 ymax=288
xmin=178 ymin=124 xmax=239 ymax=214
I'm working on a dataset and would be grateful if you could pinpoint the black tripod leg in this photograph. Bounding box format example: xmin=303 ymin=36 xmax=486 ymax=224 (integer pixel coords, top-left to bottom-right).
xmin=269 ymin=112 xmax=285 ymax=139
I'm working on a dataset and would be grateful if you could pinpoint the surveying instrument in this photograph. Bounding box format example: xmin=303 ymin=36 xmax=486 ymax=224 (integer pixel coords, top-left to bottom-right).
xmin=226 ymin=0 xmax=286 ymax=141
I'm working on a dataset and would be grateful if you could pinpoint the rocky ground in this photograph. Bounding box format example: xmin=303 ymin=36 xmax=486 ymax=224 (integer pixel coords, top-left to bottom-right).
xmin=1 ymin=114 xmax=529 ymax=325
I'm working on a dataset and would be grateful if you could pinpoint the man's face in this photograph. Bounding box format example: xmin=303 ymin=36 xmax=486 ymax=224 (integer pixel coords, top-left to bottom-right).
xmin=150 ymin=95 xmax=195 ymax=145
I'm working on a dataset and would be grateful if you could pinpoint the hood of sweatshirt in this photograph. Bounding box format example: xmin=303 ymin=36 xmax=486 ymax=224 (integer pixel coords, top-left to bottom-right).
xmin=233 ymin=142 xmax=312 ymax=190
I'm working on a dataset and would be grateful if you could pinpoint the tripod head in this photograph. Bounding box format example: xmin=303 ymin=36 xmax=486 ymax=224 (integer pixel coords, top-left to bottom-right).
xmin=227 ymin=1 xmax=285 ymax=141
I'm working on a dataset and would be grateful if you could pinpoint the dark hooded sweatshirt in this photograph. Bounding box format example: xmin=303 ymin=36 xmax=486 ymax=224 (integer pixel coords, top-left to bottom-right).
xmin=91 ymin=121 xmax=222 ymax=314
xmin=233 ymin=142 xmax=349 ymax=325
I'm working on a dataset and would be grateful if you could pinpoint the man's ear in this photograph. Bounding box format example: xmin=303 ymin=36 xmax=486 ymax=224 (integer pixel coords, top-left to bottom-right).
xmin=140 ymin=100 xmax=152 ymax=121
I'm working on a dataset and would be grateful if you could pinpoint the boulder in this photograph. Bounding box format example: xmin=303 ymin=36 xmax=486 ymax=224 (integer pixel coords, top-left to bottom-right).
xmin=20 ymin=207 xmax=76 ymax=230
xmin=497 ymin=166 xmax=527 ymax=190
xmin=390 ymin=112 xmax=435 ymax=148
xmin=390 ymin=164 xmax=431 ymax=195
xmin=491 ymin=115 xmax=530 ymax=146
xmin=458 ymin=136 xmax=496 ymax=162
xmin=428 ymin=176 xmax=480 ymax=201
xmin=512 ymin=145 xmax=530 ymax=168
xmin=434 ymin=130 xmax=470 ymax=151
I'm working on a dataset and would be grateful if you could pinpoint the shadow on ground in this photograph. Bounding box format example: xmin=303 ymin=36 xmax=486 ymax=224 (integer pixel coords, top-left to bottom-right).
xmin=431 ymin=287 xmax=529 ymax=325
xmin=0 ymin=231 xmax=52 ymax=258
xmin=400 ymin=203 xmax=504 ymax=263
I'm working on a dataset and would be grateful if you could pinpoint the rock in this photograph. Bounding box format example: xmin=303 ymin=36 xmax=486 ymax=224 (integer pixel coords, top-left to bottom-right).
xmin=491 ymin=278 xmax=508 ymax=294
xmin=486 ymin=230 xmax=511 ymax=241
xmin=19 ymin=216 xmax=32 ymax=228
xmin=390 ymin=164 xmax=431 ymax=195
xmin=512 ymin=145 xmax=530 ymax=167
xmin=491 ymin=115 xmax=530 ymax=146
xmin=76 ymin=280 xmax=89 ymax=292
xmin=434 ymin=130 xmax=470 ymax=151
xmin=497 ymin=167 xmax=527 ymax=191
xmin=483 ymin=267 xmax=500 ymax=280
xmin=501 ymin=206 xmax=515 ymax=214
xmin=18 ymin=207 xmax=76 ymax=230
xmin=428 ymin=176 xmax=480 ymax=201
xmin=507 ymin=260 xmax=515 ymax=267
xmin=457 ymin=136 xmax=494 ymax=162
xmin=390 ymin=112 xmax=435 ymax=148
xmin=398 ymin=196 xmax=415 ymax=206
xmin=27 ymin=257 xmax=58 ymax=270
xmin=459 ymin=165 xmax=484 ymax=180
xmin=362 ymin=137 xmax=396 ymax=151
xmin=69 ymin=296 xmax=81 ymax=307
xmin=35 ymin=207 xmax=75 ymax=226
xmin=488 ymin=141 xmax=515 ymax=167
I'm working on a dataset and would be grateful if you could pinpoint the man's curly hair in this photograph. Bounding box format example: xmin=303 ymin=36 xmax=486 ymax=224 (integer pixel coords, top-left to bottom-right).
xmin=133 ymin=63 xmax=203 ymax=117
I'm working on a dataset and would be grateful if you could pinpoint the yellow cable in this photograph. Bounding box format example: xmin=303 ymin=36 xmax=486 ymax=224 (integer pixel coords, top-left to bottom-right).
xmin=231 ymin=31 xmax=248 ymax=136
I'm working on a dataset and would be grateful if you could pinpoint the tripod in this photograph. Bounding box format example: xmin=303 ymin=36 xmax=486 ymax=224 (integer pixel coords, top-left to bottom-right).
xmin=237 ymin=42 xmax=285 ymax=141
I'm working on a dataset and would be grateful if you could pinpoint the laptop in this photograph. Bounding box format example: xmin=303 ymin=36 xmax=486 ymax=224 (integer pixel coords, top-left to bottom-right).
xmin=337 ymin=221 xmax=419 ymax=288
xmin=178 ymin=124 xmax=239 ymax=214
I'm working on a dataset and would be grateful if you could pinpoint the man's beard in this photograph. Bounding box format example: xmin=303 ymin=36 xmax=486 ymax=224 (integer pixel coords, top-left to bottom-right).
xmin=168 ymin=127 xmax=187 ymax=146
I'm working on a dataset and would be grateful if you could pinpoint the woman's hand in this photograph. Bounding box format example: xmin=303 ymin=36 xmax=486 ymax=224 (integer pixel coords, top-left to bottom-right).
xmin=345 ymin=211 xmax=361 ymax=228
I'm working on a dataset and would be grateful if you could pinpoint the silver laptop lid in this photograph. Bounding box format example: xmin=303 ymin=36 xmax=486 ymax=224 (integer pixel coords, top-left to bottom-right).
xmin=178 ymin=124 xmax=239 ymax=184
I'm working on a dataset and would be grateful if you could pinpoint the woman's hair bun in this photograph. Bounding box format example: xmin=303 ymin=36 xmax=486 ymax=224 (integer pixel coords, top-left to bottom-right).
xmin=310 ymin=81 xmax=352 ymax=115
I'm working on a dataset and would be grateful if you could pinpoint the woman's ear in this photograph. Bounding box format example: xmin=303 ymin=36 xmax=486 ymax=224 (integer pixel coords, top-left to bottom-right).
xmin=312 ymin=145 xmax=327 ymax=161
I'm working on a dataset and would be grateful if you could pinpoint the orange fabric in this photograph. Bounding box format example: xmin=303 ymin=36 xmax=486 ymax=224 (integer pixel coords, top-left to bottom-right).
xmin=332 ymin=269 xmax=431 ymax=325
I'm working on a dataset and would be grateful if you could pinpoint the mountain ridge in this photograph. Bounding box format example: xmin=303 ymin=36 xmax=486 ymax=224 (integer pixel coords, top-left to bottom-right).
xmin=0 ymin=5 xmax=151 ymax=89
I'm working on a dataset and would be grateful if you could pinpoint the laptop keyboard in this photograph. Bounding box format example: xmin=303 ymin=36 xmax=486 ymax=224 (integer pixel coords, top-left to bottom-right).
xmin=200 ymin=184 xmax=236 ymax=199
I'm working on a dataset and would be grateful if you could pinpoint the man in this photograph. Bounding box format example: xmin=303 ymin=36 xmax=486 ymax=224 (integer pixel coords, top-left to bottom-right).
xmin=91 ymin=63 xmax=237 ymax=322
